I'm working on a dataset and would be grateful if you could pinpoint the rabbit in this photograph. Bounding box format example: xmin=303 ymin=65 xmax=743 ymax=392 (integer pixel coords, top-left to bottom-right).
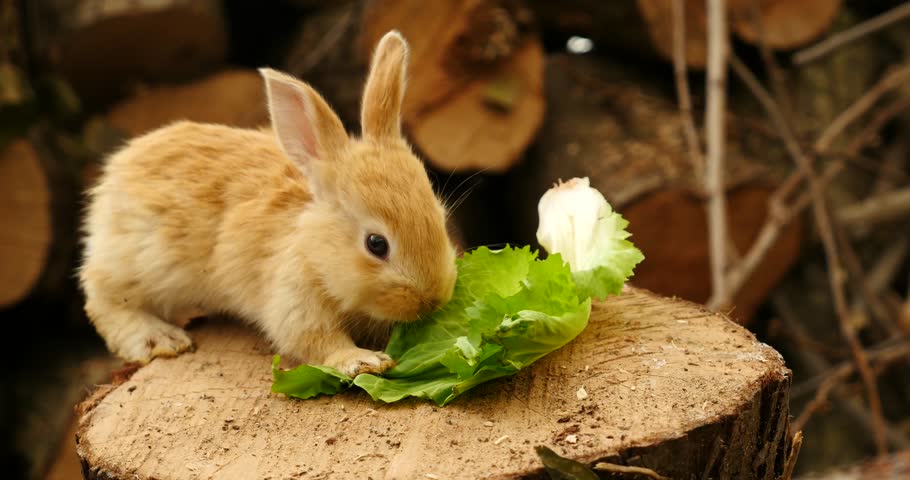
xmin=78 ymin=31 xmax=458 ymax=377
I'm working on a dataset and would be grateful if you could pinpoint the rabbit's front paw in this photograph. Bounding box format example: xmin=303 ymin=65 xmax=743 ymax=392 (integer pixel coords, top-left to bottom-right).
xmin=112 ymin=315 xmax=194 ymax=364
xmin=325 ymin=348 xmax=395 ymax=376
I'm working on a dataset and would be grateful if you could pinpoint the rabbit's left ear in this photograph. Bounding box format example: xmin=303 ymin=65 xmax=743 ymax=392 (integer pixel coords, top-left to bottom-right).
xmin=361 ymin=30 xmax=409 ymax=141
xmin=261 ymin=68 xmax=348 ymax=167
xmin=261 ymin=68 xmax=348 ymax=199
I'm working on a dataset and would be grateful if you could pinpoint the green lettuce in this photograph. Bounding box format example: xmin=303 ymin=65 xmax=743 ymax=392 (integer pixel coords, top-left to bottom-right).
xmin=272 ymin=214 xmax=643 ymax=406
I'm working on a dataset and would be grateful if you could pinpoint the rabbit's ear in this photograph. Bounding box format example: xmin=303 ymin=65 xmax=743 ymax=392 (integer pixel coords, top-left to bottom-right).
xmin=361 ymin=30 xmax=409 ymax=141
xmin=261 ymin=68 xmax=348 ymax=175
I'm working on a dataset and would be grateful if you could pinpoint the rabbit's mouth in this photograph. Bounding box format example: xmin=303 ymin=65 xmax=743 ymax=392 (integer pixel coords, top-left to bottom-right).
xmin=363 ymin=285 xmax=443 ymax=324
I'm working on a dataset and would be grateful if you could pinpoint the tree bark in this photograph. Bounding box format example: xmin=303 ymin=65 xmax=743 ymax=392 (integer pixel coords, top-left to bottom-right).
xmin=76 ymin=287 xmax=791 ymax=479
xmin=26 ymin=0 xmax=228 ymax=106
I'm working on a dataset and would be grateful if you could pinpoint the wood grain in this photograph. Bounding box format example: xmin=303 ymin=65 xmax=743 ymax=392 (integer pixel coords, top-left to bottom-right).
xmin=77 ymin=287 xmax=791 ymax=479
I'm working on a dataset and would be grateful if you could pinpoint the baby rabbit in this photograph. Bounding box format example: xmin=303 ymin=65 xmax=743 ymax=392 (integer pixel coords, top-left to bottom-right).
xmin=79 ymin=31 xmax=457 ymax=376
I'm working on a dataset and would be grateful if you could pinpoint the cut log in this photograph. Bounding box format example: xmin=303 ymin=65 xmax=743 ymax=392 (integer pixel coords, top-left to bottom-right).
xmin=731 ymin=0 xmax=843 ymax=50
xmin=529 ymin=0 xmax=841 ymax=69
xmin=105 ymin=69 xmax=270 ymax=138
xmin=0 ymin=140 xmax=50 ymax=308
xmin=79 ymin=69 xmax=271 ymax=189
xmin=286 ymin=0 xmax=545 ymax=173
xmin=507 ymin=55 xmax=804 ymax=323
xmin=75 ymin=287 xmax=791 ymax=479
xmin=0 ymin=137 xmax=81 ymax=308
xmin=27 ymin=0 xmax=228 ymax=105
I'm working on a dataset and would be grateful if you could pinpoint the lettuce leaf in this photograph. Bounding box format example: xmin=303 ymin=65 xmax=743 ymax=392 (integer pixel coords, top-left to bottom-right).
xmin=271 ymin=211 xmax=643 ymax=406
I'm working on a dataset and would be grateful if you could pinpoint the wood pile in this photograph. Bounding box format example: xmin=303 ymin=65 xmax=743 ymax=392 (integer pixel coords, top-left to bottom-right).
xmin=3 ymin=0 xmax=910 ymax=477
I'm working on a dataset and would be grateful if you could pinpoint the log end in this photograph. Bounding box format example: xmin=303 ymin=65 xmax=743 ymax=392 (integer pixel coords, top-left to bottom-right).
xmin=733 ymin=0 xmax=843 ymax=50
xmin=43 ymin=1 xmax=228 ymax=104
xmin=0 ymin=140 xmax=51 ymax=307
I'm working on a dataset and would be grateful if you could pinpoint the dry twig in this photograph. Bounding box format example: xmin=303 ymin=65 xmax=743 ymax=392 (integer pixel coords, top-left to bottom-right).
xmin=594 ymin=463 xmax=670 ymax=480
xmin=836 ymin=223 xmax=902 ymax=337
xmin=776 ymin=295 xmax=910 ymax=449
xmin=749 ymin=0 xmax=790 ymax=115
xmin=672 ymin=0 xmax=704 ymax=178
xmin=845 ymin=97 xmax=910 ymax=156
xmin=729 ymin=53 xmax=888 ymax=455
xmin=815 ymin=65 xmax=910 ymax=154
xmin=781 ymin=431 xmax=803 ymax=480
xmin=838 ymin=187 xmax=910 ymax=231
xmin=792 ymin=339 xmax=910 ymax=432
xmin=794 ymin=2 xmax=910 ymax=65
xmin=705 ymin=0 xmax=729 ymax=309
xmin=867 ymin=238 xmax=909 ymax=295
xmin=708 ymin=159 xmax=845 ymax=311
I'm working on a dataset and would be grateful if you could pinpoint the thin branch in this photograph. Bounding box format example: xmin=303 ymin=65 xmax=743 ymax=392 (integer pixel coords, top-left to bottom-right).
xmin=594 ymin=463 xmax=670 ymax=480
xmin=749 ymin=0 xmax=790 ymax=116
xmin=794 ymin=2 xmax=910 ymax=65
xmin=873 ymin=131 xmax=910 ymax=194
xmin=792 ymin=363 xmax=854 ymax=433
xmin=837 ymin=222 xmax=903 ymax=337
xmin=285 ymin=6 xmax=355 ymax=76
xmin=729 ymin=53 xmax=889 ymax=456
xmin=903 ymin=278 xmax=910 ymax=329
xmin=710 ymin=160 xmax=844 ymax=310
xmin=815 ymin=64 xmax=910 ymax=154
xmin=867 ymin=237 xmax=909 ymax=295
xmin=792 ymin=339 xmax=910 ymax=433
xmin=845 ymin=97 xmax=910 ymax=156
xmin=781 ymin=431 xmax=803 ymax=480
xmin=775 ymin=294 xmax=910 ymax=449
xmin=838 ymin=187 xmax=910 ymax=231
xmin=791 ymin=336 xmax=910 ymax=398
xmin=705 ymin=0 xmax=729 ymax=309
xmin=672 ymin=0 xmax=704 ymax=179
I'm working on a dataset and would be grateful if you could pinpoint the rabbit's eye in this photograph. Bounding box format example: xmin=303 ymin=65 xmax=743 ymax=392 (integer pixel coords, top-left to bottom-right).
xmin=366 ymin=234 xmax=389 ymax=259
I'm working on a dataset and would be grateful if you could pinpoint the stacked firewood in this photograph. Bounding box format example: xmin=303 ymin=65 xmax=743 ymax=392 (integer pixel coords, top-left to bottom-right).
xmin=2 ymin=1 xmax=910 ymax=473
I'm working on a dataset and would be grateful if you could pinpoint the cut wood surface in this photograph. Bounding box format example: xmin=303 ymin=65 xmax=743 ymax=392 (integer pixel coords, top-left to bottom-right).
xmin=0 ymin=136 xmax=81 ymax=309
xmin=80 ymin=69 xmax=270 ymax=190
xmin=0 ymin=140 xmax=50 ymax=307
xmin=76 ymin=287 xmax=791 ymax=479
xmin=730 ymin=0 xmax=842 ymax=50
xmin=28 ymin=0 xmax=228 ymax=104
xmin=537 ymin=0 xmax=842 ymax=69
xmin=105 ymin=69 xmax=270 ymax=137
xmin=286 ymin=0 xmax=545 ymax=173
xmin=508 ymin=55 xmax=803 ymax=323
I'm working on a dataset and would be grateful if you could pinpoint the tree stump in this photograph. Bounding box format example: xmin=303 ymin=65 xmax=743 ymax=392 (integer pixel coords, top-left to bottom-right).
xmin=76 ymin=287 xmax=792 ymax=479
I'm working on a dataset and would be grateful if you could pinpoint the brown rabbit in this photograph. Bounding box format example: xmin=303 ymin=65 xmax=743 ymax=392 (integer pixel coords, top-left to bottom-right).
xmin=79 ymin=31 xmax=457 ymax=376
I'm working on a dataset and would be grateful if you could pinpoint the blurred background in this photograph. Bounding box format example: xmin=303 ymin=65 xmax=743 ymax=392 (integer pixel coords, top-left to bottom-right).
xmin=2 ymin=0 xmax=909 ymax=478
